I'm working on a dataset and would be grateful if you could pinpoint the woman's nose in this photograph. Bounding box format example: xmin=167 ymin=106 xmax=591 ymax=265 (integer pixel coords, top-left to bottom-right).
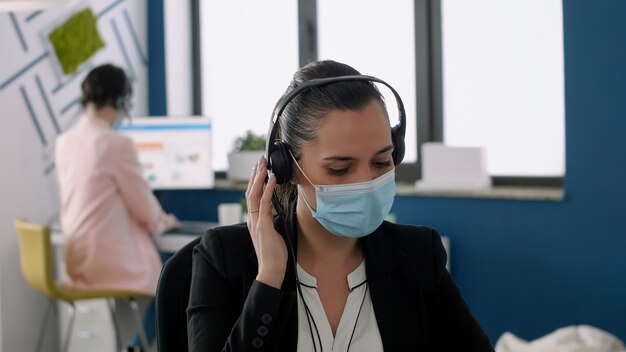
xmin=352 ymin=165 xmax=377 ymax=183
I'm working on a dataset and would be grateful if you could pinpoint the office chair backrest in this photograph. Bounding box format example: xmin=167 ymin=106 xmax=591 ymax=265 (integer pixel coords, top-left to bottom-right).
xmin=156 ymin=236 xmax=201 ymax=352
xmin=14 ymin=220 xmax=61 ymax=298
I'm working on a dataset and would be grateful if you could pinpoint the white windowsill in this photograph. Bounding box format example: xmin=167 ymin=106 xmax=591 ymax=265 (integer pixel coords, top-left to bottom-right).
xmin=214 ymin=178 xmax=564 ymax=201
xmin=396 ymin=183 xmax=564 ymax=201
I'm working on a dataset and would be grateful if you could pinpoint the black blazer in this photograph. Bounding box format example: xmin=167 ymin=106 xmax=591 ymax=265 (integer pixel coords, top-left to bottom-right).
xmin=187 ymin=217 xmax=493 ymax=351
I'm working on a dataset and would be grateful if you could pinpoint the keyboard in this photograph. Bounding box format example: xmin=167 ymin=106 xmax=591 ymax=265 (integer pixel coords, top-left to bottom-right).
xmin=163 ymin=221 xmax=216 ymax=236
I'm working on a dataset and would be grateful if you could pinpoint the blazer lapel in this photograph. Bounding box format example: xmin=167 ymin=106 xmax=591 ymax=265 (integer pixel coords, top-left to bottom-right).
xmin=362 ymin=227 xmax=420 ymax=351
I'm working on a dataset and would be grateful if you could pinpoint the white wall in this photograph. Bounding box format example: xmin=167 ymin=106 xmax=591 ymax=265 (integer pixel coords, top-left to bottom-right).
xmin=0 ymin=1 xmax=147 ymax=350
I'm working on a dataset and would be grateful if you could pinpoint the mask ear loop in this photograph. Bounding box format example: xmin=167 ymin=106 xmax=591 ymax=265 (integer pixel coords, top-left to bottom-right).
xmin=288 ymin=151 xmax=318 ymax=214
xmin=289 ymin=150 xmax=315 ymax=186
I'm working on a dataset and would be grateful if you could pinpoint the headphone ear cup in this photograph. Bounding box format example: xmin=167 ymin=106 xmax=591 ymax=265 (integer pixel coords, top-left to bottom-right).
xmin=391 ymin=125 xmax=405 ymax=165
xmin=268 ymin=142 xmax=292 ymax=184
xmin=114 ymin=96 xmax=124 ymax=111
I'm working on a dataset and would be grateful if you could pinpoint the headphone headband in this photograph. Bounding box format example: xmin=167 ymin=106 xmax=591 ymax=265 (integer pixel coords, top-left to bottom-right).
xmin=266 ymin=74 xmax=407 ymax=184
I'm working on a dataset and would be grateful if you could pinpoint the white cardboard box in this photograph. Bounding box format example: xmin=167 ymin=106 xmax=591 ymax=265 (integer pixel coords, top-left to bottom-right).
xmin=416 ymin=142 xmax=491 ymax=190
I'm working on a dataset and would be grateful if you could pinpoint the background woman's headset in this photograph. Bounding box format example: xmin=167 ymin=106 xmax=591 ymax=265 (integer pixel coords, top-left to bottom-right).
xmin=265 ymin=75 xmax=407 ymax=185
xmin=114 ymin=77 xmax=133 ymax=115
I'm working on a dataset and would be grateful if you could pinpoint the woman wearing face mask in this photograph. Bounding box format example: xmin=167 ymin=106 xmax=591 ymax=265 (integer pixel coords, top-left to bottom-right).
xmin=55 ymin=64 xmax=180 ymax=351
xmin=187 ymin=60 xmax=494 ymax=351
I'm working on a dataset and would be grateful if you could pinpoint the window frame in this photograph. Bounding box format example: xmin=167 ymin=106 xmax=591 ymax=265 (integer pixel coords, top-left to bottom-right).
xmin=190 ymin=0 xmax=563 ymax=187
xmin=435 ymin=0 xmax=564 ymax=187
xmin=294 ymin=0 xmax=434 ymax=184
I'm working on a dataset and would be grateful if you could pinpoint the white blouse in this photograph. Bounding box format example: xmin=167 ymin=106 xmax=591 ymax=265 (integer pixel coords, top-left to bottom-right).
xmin=296 ymin=260 xmax=384 ymax=352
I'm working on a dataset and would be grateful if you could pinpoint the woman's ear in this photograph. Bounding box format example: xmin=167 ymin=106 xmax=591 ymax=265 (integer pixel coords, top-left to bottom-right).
xmin=291 ymin=162 xmax=305 ymax=186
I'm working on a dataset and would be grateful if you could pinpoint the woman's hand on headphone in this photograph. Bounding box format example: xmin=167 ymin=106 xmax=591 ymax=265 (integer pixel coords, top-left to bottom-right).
xmin=246 ymin=157 xmax=288 ymax=289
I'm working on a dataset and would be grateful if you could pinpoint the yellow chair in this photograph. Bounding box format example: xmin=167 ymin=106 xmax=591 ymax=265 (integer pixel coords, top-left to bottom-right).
xmin=14 ymin=220 xmax=149 ymax=352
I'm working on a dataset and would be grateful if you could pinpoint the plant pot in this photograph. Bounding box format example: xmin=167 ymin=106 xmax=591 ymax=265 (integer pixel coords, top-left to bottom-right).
xmin=227 ymin=150 xmax=265 ymax=181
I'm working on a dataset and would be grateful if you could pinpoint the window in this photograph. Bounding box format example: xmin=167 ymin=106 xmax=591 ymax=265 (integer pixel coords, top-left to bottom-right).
xmin=440 ymin=0 xmax=565 ymax=177
xmin=317 ymin=0 xmax=417 ymax=163
xmin=199 ymin=0 xmax=298 ymax=171
xmin=195 ymin=0 xmax=565 ymax=183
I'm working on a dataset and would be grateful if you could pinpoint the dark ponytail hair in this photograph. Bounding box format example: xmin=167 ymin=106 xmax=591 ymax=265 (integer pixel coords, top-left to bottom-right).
xmin=80 ymin=64 xmax=132 ymax=111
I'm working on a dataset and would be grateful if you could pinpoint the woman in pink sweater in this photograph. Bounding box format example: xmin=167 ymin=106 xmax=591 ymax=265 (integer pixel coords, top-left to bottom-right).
xmin=55 ymin=64 xmax=179 ymax=351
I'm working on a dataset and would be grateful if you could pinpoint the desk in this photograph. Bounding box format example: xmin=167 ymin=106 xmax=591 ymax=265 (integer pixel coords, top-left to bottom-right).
xmin=156 ymin=233 xmax=202 ymax=253
xmin=51 ymin=221 xmax=218 ymax=253
xmin=155 ymin=221 xmax=217 ymax=252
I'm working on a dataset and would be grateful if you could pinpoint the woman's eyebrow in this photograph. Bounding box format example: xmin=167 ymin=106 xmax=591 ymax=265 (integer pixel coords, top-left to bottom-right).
xmin=322 ymin=145 xmax=394 ymax=161
xmin=374 ymin=145 xmax=394 ymax=155
xmin=323 ymin=156 xmax=354 ymax=161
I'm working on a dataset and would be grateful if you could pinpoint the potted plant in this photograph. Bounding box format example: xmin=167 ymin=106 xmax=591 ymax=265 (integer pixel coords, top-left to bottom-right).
xmin=227 ymin=130 xmax=266 ymax=181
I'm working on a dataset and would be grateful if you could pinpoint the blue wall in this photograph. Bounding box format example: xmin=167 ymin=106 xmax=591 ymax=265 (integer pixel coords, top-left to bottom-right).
xmin=156 ymin=0 xmax=626 ymax=344
xmin=147 ymin=0 xmax=167 ymax=115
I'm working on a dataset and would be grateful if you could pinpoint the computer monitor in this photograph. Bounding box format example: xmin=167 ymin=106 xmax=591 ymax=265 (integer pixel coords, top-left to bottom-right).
xmin=117 ymin=116 xmax=214 ymax=190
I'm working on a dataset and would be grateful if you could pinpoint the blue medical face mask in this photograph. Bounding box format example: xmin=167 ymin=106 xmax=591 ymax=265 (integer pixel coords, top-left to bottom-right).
xmin=113 ymin=96 xmax=132 ymax=130
xmin=113 ymin=113 xmax=131 ymax=130
xmin=292 ymin=155 xmax=396 ymax=238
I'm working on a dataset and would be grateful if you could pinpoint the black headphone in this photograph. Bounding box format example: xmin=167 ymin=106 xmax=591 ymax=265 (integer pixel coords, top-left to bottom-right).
xmin=114 ymin=77 xmax=132 ymax=114
xmin=266 ymin=75 xmax=407 ymax=184
xmin=114 ymin=95 xmax=131 ymax=114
